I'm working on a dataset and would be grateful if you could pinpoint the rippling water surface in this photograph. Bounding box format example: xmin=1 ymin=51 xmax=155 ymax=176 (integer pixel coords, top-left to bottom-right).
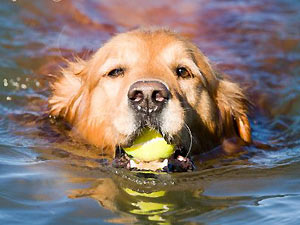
xmin=1 ymin=0 xmax=300 ymax=224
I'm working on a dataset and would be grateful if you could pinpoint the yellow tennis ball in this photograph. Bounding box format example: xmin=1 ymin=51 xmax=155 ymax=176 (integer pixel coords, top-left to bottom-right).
xmin=123 ymin=128 xmax=174 ymax=162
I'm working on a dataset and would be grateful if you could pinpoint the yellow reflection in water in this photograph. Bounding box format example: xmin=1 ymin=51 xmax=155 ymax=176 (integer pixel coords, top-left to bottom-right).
xmin=69 ymin=174 xmax=176 ymax=224
xmin=124 ymin=187 xmax=172 ymax=224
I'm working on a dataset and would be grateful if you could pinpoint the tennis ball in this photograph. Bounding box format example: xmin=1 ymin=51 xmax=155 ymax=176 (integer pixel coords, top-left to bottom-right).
xmin=123 ymin=128 xmax=175 ymax=162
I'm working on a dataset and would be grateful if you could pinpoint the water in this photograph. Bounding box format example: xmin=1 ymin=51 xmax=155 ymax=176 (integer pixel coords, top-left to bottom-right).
xmin=0 ymin=0 xmax=300 ymax=224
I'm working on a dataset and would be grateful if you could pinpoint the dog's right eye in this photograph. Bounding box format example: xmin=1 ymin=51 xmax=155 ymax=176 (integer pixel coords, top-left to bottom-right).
xmin=107 ymin=68 xmax=124 ymax=77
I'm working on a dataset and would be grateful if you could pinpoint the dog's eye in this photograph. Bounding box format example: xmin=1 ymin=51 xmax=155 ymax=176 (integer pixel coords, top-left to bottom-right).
xmin=107 ymin=68 xmax=124 ymax=77
xmin=176 ymin=67 xmax=191 ymax=78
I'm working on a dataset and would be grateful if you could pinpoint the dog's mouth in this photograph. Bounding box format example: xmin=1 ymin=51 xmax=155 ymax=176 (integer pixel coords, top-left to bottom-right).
xmin=122 ymin=125 xmax=172 ymax=147
xmin=113 ymin=127 xmax=194 ymax=172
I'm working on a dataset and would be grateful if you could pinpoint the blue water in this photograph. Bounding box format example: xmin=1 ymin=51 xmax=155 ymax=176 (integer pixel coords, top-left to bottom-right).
xmin=0 ymin=0 xmax=300 ymax=224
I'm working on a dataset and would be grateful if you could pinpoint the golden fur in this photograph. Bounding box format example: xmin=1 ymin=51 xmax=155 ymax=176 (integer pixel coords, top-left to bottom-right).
xmin=49 ymin=28 xmax=251 ymax=158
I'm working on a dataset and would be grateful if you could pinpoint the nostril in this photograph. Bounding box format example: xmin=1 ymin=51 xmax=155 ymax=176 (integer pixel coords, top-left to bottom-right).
xmin=129 ymin=90 xmax=144 ymax=103
xmin=152 ymin=91 xmax=166 ymax=103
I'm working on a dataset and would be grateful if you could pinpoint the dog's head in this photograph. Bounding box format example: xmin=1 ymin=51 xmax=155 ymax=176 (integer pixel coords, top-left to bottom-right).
xmin=49 ymin=28 xmax=251 ymax=157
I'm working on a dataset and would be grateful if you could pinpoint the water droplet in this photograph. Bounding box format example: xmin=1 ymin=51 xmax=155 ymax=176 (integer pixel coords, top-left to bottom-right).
xmin=10 ymin=79 xmax=19 ymax=88
xmin=6 ymin=96 xmax=12 ymax=101
xmin=21 ymin=84 xmax=27 ymax=89
xmin=3 ymin=79 xmax=8 ymax=87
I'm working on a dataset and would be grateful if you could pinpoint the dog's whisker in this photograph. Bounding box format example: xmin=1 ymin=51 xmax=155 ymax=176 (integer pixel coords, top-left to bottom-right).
xmin=184 ymin=122 xmax=193 ymax=158
xmin=117 ymin=144 xmax=121 ymax=156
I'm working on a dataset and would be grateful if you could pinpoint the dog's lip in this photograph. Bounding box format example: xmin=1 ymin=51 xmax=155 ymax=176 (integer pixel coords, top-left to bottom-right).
xmin=121 ymin=127 xmax=173 ymax=148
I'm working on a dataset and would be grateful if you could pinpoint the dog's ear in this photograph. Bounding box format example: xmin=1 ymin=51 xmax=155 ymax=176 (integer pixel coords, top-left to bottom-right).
xmin=48 ymin=58 xmax=87 ymax=122
xmin=216 ymin=78 xmax=252 ymax=143
xmin=188 ymin=44 xmax=251 ymax=143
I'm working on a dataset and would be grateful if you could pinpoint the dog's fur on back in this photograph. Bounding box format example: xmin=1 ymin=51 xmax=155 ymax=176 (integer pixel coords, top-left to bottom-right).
xmin=49 ymin=28 xmax=251 ymax=158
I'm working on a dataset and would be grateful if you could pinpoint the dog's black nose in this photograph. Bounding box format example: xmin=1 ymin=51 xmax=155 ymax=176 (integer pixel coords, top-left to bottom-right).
xmin=128 ymin=80 xmax=170 ymax=114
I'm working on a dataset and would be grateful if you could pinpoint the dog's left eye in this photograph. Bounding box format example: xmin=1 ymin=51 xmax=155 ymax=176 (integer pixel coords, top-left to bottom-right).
xmin=107 ymin=68 xmax=124 ymax=77
xmin=176 ymin=67 xmax=191 ymax=78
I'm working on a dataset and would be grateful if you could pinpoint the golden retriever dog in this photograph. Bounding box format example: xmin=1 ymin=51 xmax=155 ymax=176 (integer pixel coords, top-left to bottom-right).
xmin=49 ymin=28 xmax=251 ymax=167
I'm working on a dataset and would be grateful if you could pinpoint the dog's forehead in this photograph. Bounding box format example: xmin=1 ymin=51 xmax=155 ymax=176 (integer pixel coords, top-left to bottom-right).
xmin=103 ymin=34 xmax=144 ymax=64
xmin=107 ymin=32 xmax=189 ymax=63
xmin=158 ymin=41 xmax=190 ymax=64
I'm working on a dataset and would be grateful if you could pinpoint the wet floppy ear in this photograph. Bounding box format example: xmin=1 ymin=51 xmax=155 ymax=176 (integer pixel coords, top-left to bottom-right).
xmin=48 ymin=58 xmax=87 ymax=121
xmin=189 ymin=43 xmax=251 ymax=142
xmin=216 ymin=78 xmax=252 ymax=143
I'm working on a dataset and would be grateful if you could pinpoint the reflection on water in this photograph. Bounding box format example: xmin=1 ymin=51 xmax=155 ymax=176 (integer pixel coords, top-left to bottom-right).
xmin=66 ymin=165 xmax=300 ymax=224
xmin=0 ymin=0 xmax=300 ymax=224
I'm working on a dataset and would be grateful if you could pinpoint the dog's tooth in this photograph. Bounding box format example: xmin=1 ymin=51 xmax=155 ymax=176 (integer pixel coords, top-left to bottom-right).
xmin=129 ymin=159 xmax=137 ymax=168
xmin=162 ymin=159 xmax=168 ymax=167
xmin=149 ymin=109 xmax=153 ymax=113
xmin=177 ymin=155 xmax=185 ymax=161
xmin=137 ymin=106 xmax=141 ymax=111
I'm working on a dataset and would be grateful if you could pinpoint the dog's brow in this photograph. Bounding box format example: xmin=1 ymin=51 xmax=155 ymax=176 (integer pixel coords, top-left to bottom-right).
xmin=98 ymin=58 xmax=127 ymax=75
xmin=159 ymin=42 xmax=208 ymax=86
xmin=185 ymin=48 xmax=208 ymax=87
xmin=98 ymin=58 xmax=118 ymax=75
xmin=159 ymin=42 xmax=183 ymax=64
xmin=179 ymin=58 xmax=207 ymax=86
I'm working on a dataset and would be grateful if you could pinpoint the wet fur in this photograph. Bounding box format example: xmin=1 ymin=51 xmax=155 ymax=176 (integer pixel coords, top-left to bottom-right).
xmin=49 ymin=28 xmax=251 ymax=158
